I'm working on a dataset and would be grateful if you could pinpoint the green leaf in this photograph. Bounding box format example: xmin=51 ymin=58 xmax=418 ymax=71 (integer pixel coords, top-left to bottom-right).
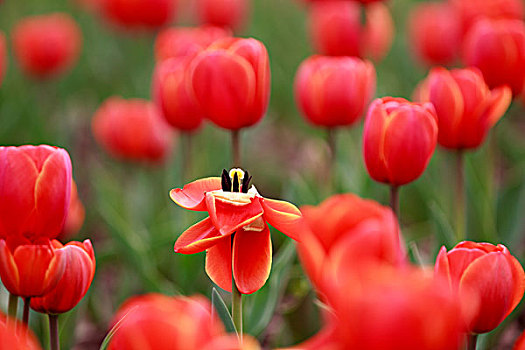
xmin=99 ymin=306 xmax=138 ymax=350
xmin=211 ymin=287 xmax=237 ymax=334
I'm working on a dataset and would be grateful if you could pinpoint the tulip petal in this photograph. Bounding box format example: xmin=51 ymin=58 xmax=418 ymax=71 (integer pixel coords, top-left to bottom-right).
xmin=483 ymin=85 xmax=512 ymax=128
xmin=13 ymin=243 xmax=60 ymax=297
xmin=501 ymin=248 xmax=525 ymax=317
xmin=0 ymin=240 xmax=20 ymax=295
xmin=447 ymin=247 xmax=486 ymax=284
xmin=170 ymin=177 xmax=222 ymax=211
xmin=205 ymin=236 xmax=232 ymax=293
xmin=434 ymin=246 xmax=452 ymax=288
xmin=261 ymin=198 xmax=304 ymax=241
xmin=174 ymin=217 xmax=229 ymax=254
xmin=206 ymin=193 xmax=264 ymax=235
xmin=296 ymin=231 xmax=327 ymax=289
xmin=233 ymin=226 xmax=272 ymax=294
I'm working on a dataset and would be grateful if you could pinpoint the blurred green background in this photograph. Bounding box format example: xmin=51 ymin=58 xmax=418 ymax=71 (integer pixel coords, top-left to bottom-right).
xmin=1 ymin=0 xmax=525 ymax=348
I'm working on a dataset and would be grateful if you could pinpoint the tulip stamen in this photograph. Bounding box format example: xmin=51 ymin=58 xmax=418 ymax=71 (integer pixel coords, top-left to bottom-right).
xmin=221 ymin=168 xmax=252 ymax=193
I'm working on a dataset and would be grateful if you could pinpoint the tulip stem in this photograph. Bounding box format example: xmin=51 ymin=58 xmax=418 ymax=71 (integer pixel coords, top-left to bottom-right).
xmin=182 ymin=132 xmax=193 ymax=182
xmin=455 ymin=151 xmax=466 ymax=241
xmin=327 ymin=128 xmax=337 ymax=192
xmin=22 ymin=297 xmax=30 ymax=326
xmin=8 ymin=293 xmax=18 ymax=321
xmin=49 ymin=314 xmax=60 ymax=350
xmin=467 ymin=334 xmax=478 ymax=350
xmin=231 ymin=130 xmax=241 ymax=167
xmin=390 ymin=185 xmax=399 ymax=219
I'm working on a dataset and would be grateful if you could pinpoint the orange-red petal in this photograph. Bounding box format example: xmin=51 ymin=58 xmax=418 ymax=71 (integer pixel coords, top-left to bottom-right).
xmin=174 ymin=217 xmax=229 ymax=254
xmin=206 ymin=193 xmax=264 ymax=235
xmin=205 ymin=236 xmax=232 ymax=292
xmin=261 ymin=198 xmax=304 ymax=241
xmin=170 ymin=177 xmax=222 ymax=211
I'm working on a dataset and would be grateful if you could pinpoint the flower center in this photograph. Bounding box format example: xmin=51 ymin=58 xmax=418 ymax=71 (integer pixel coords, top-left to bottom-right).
xmin=221 ymin=168 xmax=252 ymax=193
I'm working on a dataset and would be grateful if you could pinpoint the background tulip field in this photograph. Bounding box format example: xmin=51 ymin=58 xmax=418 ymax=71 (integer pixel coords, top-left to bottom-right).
xmin=1 ymin=0 xmax=525 ymax=349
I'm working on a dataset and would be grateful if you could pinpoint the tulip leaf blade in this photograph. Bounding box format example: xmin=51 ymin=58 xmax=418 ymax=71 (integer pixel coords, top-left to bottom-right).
xmin=211 ymin=287 xmax=237 ymax=334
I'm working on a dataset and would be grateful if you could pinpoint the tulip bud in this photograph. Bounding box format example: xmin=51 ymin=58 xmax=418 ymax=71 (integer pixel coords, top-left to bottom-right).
xmin=0 ymin=316 xmax=42 ymax=349
xmin=363 ymin=97 xmax=438 ymax=186
xmin=30 ymin=239 xmax=95 ymax=314
xmin=189 ymin=37 xmax=270 ymax=130
xmin=0 ymin=145 xmax=72 ymax=239
xmin=0 ymin=32 xmax=6 ymax=86
xmin=59 ymin=181 xmax=85 ymax=240
xmin=451 ymin=0 xmax=524 ymax=34
xmin=415 ymin=67 xmax=511 ymax=150
xmin=102 ymin=0 xmax=177 ymax=30
xmin=92 ymin=97 xmax=175 ymax=163
xmin=408 ymin=2 xmax=461 ymax=66
xmin=514 ymin=330 xmax=525 ymax=350
xmin=294 ymin=55 xmax=376 ymax=128
xmin=435 ymin=241 xmax=525 ymax=334
xmin=12 ymin=13 xmax=82 ymax=79
xmin=154 ymin=26 xmax=230 ymax=62
xmin=0 ymin=238 xmax=66 ymax=298
xmin=196 ymin=0 xmax=249 ymax=29
xmin=308 ymin=1 xmax=393 ymax=61
xmin=463 ymin=19 xmax=525 ymax=96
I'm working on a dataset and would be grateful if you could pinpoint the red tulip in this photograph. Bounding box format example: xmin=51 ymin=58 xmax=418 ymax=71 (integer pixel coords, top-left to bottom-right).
xmin=92 ymin=97 xmax=175 ymax=163
xmin=107 ymin=294 xmax=224 ymax=350
xmin=0 ymin=237 xmax=66 ymax=298
xmin=463 ymin=19 xmax=525 ymax=96
xmin=435 ymin=241 xmax=525 ymax=334
xmin=408 ymin=2 xmax=462 ymax=66
xmin=154 ymin=26 xmax=230 ymax=62
xmin=12 ymin=13 xmax=82 ymax=79
xmin=514 ymin=330 xmax=525 ymax=350
xmin=363 ymin=97 xmax=438 ymax=186
xmin=170 ymin=169 xmax=304 ymax=294
xmin=196 ymin=0 xmax=249 ymax=29
xmin=189 ymin=37 xmax=270 ymax=130
xmin=451 ymin=0 xmax=524 ymax=34
xmin=0 ymin=32 xmax=6 ymax=86
xmin=0 ymin=145 xmax=72 ymax=239
xmin=101 ymin=0 xmax=177 ymax=29
xmin=308 ymin=1 xmax=394 ymax=61
xmin=294 ymin=55 xmax=376 ymax=128
xmin=59 ymin=181 xmax=85 ymax=240
xmin=153 ymin=57 xmax=204 ymax=131
xmin=0 ymin=316 xmax=42 ymax=349
xmin=203 ymin=335 xmax=260 ymax=350
xmin=30 ymin=239 xmax=95 ymax=314
xmin=297 ymin=194 xmax=404 ymax=290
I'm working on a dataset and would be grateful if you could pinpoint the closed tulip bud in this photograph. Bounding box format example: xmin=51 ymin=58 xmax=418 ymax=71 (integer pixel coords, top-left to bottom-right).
xmin=154 ymin=26 xmax=230 ymax=62
xmin=189 ymin=37 xmax=270 ymax=130
xmin=0 ymin=32 xmax=6 ymax=86
xmin=153 ymin=57 xmax=204 ymax=131
xmin=0 ymin=238 xmax=66 ymax=298
xmin=463 ymin=19 xmax=525 ymax=96
xmin=451 ymin=0 xmax=524 ymax=34
xmin=408 ymin=3 xmax=461 ymax=66
xmin=30 ymin=239 xmax=95 ymax=314
xmin=363 ymin=97 xmax=438 ymax=186
xmin=102 ymin=0 xmax=177 ymax=29
xmin=196 ymin=0 xmax=249 ymax=29
xmin=415 ymin=67 xmax=511 ymax=150
xmin=435 ymin=241 xmax=525 ymax=334
xmin=308 ymin=1 xmax=394 ymax=61
xmin=59 ymin=181 xmax=85 ymax=240
xmin=0 ymin=317 xmax=42 ymax=349
xmin=0 ymin=145 xmax=72 ymax=239
xmin=92 ymin=97 xmax=175 ymax=163
xmin=12 ymin=14 xmax=81 ymax=79
xmin=294 ymin=55 xmax=376 ymax=128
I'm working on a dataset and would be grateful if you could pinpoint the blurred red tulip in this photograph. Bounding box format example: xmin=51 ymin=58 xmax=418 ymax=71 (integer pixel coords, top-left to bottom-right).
xmin=363 ymin=97 xmax=438 ymax=186
xmin=12 ymin=13 xmax=82 ymax=79
xmin=154 ymin=26 xmax=230 ymax=62
xmin=170 ymin=169 xmax=304 ymax=294
xmin=308 ymin=1 xmax=393 ymax=61
xmin=515 ymin=330 xmax=525 ymax=350
xmin=435 ymin=241 xmax=525 ymax=334
xmin=102 ymin=0 xmax=177 ymax=29
xmin=196 ymin=0 xmax=249 ymax=29
xmin=0 ymin=316 xmax=42 ymax=349
xmin=59 ymin=181 xmax=85 ymax=240
xmin=451 ymin=0 xmax=524 ymax=34
xmin=0 ymin=237 xmax=66 ymax=298
xmin=107 ymin=294 xmax=224 ymax=350
xmin=92 ymin=97 xmax=175 ymax=163
xmin=297 ymin=194 xmax=405 ymax=290
xmin=153 ymin=57 xmax=204 ymax=131
xmin=30 ymin=239 xmax=95 ymax=314
xmin=408 ymin=2 xmax=461 ymax=66
xmin=415 ymin=67 xmax=511 ymax=150
xmin=0 ymin=32 xmax=6 ymax=86
xmin=294 ymin=55 xmax=376 ymax=128
xmin=189 ymin=37 xmax=270 ymax=130
xmin=0 ymin=145 xmax=72 ymax=239
xmin=203 ymin=335 xmax=260 ymax=350
xmin=463 ymin=19 xmax=525 ymax=96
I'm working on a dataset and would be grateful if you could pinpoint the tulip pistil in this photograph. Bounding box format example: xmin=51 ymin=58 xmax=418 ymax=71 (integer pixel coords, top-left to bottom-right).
xmin=221 ymin=168 xmax=252 ymax=193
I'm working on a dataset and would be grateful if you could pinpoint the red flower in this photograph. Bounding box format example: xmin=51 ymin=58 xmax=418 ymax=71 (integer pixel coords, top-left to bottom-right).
xmin=463 ymin=19 xmax=525 ymax=96
xmin=196 ymin=0 xmax=249 ymax=29
xmin=0 ymin=31 xmax=6 ymax=86
xmin=0 ymin=238 xmax=66 ymax=298
xmin=30 ymin=239 xmax=95 ymax=314
xmin=12 ymin=13 xmax=81 ymax=79
xmin=408 ymin=2 xmax=462 ymax=66
xmin=363 ymin=97 xmax=438 ymax=186
xmin=92 ymin=97 xmax=175 ymax=163
xmin=189 ymin=37 xmax=270 ymax=130
xmin=59 ymin=180 xmax=85 ymax=240
xmin=101 ymin=0 xmax=177 ymax=30
xmin=154 ymin=26 xmax=230 ymax=62
xmin=0 ymin=145 xmax=72 ymax=239
xmin=294 ymin=55 xmax=376 ymax=128
xmin=435 ymin=241 xmax=525 ymax=334
xmin=415 ymin=67 xmax=511 ymax=150
xmin=170 ymin=169 xmax=303 ymax=294
xmin=514 ymin=330 xmax=525 ymax=350
xmin=0 ymin=315 xmax=42 ymax=349
xmin=297 ymin=194 xmax=405 ymax=290
xmin=308 ymin=1 xmax=393 ymax=61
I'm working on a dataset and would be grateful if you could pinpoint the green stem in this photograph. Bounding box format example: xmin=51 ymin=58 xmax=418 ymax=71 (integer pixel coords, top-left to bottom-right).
xmin=455 ymin=150 xmax=466 ymax=242
xmin=182 ymin=132 xmax=193 ymax=182
xmin=49 ymin=314 xmax=60 ymax=350
xmin=8 ymin=293 xmax=18 ymax=321
xmin=467 ymin=334 xmax=478 ymax=350
xmin=231 ymin=130 xmax=241 ymax=167
xmin=231 ymin=235 xmax=243 ymax=343
xmin=327 ymin=128 xmax=336 ymax=193
xmin=390 ymin=185 xmax=399 ymax=219
xmin=22 ymin=297 xmax=30 ymax=326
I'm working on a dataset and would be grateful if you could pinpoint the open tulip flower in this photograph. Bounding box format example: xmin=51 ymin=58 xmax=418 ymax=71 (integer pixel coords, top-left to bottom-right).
xmin=435 ymin=241 xmax=525 ymax=334
xmin=170 ymin=169 xmax=303 ymax=294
